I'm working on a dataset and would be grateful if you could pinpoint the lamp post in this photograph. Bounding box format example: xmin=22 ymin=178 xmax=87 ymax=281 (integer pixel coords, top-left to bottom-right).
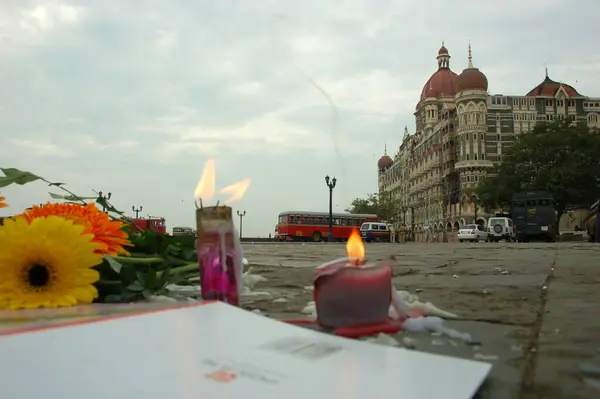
xmin=325 ymin=175 xmax=337 ymax=242
xmin=471 ymin=193 xmax=479 ymax=225
xmin=132 ymin=206 xmax=143 ymax=218
xmin=98 ymin=191 xmax=112 ymax=212
xmin=237 ymin=210 xmax=246 ymax=241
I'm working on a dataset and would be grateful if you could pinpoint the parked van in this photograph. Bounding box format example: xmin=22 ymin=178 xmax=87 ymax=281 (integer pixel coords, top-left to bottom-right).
xmin=510 ymin=192 xmax=557 ymax=242
xmin=359 ymin=222 xmax=390 ymax=242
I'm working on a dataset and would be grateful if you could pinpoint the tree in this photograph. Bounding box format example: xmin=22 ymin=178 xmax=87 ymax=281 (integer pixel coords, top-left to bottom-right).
xmin=476 ymin=119 xmax=600 ymax=230
xmin=346 ymin=192 xmax=396 ymax=222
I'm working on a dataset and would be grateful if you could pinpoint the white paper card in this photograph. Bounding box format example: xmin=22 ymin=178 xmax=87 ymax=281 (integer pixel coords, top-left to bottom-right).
xmin=0 ymin=302 xmax=491 ymax=399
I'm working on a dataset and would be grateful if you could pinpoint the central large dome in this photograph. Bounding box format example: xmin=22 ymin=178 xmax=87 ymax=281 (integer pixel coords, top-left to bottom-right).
xmin=418 ymin=43 xmax=459 ymax=104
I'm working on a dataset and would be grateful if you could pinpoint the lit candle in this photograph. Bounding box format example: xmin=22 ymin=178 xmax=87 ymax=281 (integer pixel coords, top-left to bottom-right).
xmin=314 ymin=230 xmax=410 ymax=329
xmin=195 ymin=205 xmax=242 ymax=306
xmin=193 ymin=159 xmax=251 ymax=306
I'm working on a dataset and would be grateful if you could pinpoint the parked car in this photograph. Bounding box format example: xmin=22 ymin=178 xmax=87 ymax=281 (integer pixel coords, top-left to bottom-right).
xmin=458 ymin=224 xmax=487 ymax=242
xmin=360 ymin=222 xmax=391 ymax=242
xmin=487 ymin=217 xmax=516 ymax=242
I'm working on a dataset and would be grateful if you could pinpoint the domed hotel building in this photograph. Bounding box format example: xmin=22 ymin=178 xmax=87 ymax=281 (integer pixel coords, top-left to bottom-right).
xmin=377 ymin=43 xmax=600 ymax=241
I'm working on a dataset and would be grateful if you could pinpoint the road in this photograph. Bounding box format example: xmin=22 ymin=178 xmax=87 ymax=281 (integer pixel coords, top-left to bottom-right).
xmin=240 ymin=241 xmax=600 ymax=399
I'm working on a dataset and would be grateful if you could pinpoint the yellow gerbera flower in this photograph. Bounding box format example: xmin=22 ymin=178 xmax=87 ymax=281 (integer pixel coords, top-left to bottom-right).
xmin=18 ymin=202 xmax=132 ymax=256
xmin=0 ymin=216 xmax=103 ymax=309
xmin=0 ymin=195 xmax=7 ymax=208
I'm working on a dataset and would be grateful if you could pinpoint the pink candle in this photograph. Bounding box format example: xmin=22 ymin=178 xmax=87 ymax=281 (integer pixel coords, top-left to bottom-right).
xmin=314 ymin=259 xmax=392 ymax=329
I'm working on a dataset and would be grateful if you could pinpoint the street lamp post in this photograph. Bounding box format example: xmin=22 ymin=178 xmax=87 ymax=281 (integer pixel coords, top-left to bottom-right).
xmin=98 ymin=191 xmax=112 ymax=212
xmin=237 ymin=210 xmax=246 ymax=241
xmin=132 ymin=206 xmax=143 ymax=219
xmin=471 ymin=194 xmax=479 ymax=225
xmin=325 ymin=175 xmax=337 ymax=242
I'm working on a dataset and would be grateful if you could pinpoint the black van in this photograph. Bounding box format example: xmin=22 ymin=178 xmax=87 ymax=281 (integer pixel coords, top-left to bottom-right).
xmin=510 ymin=192 xmax=557 ymax=242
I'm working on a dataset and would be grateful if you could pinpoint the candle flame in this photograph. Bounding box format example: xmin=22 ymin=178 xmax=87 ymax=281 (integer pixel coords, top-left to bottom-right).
xmin=193 ymin=158 xmax=251 ymax=203
xmin=220 ymin=178 xmax=251 ymax=203
xmin=346 ymin=229 xmax=365 ymax=263
xmin=194 ymin=159 xmax=216 ymax=200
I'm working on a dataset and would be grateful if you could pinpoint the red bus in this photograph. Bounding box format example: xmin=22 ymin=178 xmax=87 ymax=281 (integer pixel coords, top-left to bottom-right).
xmin=130 ymin=217 xmax=167 ymax=234
xmin=275 ymin=211 xmax=378 ymax=242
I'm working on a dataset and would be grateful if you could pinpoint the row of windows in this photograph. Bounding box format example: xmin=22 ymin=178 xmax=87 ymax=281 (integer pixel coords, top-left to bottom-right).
xmin=545 ymin=114 xmax=576 ymax=121
xmin=514 ymin=114 xmax=536 ymax=121
xmin=286 ymin=215 xmax=367 ymax=226
xmin=549 ymin=99 xmax=577 ymax=107
xmin=461 ymin=175 xmax=481 ymax=183
xmin=584 ymin=102 xmax=600 ymax=108
xmin=512 ymin=98 xmax=536 ymax=107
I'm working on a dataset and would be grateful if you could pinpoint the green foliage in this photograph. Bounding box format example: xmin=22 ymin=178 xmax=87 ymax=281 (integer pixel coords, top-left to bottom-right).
xmin=346 ymin=192 xmax=397 ymax=222
xmin=0 ymin=168 xmax=41 ymax=187
xmin=0 ymin=167 xmax=201 ymax=304
xmin=476 ymin=119 xmax=600 ymax=214
xmin=95 ymin=230 xmax=199 ymax=302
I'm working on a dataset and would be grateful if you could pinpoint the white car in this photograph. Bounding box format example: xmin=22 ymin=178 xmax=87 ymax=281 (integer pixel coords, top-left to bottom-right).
xmin=487 ymin=217 xmax=515 ymax=242
xmin=458 ymin=224 xmax=487 ymax=242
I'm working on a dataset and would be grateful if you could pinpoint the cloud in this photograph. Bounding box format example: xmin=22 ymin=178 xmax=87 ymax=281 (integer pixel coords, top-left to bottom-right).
xmin=0 ymin=0 xmax=599 ymax=236
xmin=7 ymin=138 xmax=74 ymax=158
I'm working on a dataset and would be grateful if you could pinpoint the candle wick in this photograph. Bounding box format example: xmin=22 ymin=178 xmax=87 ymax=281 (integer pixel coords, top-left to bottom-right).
xmin=215 ymin=200 xmax=220 ymax=208
xmin=199 ymin=198 xmax=204 ymax=209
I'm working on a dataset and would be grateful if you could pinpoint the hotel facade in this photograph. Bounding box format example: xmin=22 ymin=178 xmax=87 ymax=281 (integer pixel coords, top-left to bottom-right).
xmin=377 ymin=43 xmax=600 ymax=240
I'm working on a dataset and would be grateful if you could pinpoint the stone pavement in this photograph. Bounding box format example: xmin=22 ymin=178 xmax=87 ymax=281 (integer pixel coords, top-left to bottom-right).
xmin=241 ymin=241 xmax=600 ymax=399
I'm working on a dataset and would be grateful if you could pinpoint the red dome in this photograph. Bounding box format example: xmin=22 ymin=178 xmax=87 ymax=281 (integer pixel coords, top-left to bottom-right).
xmin=378 ymin=155 xmax=393 ymax=170
xmin=438 ymin=45 xmax=448 ymax=55
xmin=420 ymin=68 xmax=458 ymax=101
xmin=456 ymin=68 xmax=488 ymax=92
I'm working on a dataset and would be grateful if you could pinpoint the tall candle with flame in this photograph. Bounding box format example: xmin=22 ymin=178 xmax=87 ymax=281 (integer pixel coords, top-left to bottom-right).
xmin=195 ymin=206 xmax=243 ymax=306
xmin=194 ymin=159 xmax=250 ymax=307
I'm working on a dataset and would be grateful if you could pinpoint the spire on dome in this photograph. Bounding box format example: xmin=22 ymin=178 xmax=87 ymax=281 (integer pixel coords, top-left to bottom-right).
xmin=467 ymin=42 xmax=473 ymax=68
xmin=384 ymin=142 xmax=388 ymax=155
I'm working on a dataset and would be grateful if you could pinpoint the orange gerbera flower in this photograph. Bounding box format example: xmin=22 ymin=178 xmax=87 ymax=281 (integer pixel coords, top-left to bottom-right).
xmin=18 ymin=202 xmax=132 ymax=256
xmin=0 ymin=195 xmax=7 ymax=208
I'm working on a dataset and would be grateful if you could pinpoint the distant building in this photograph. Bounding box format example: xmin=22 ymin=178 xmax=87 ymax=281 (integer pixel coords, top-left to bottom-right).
xmin=378 ymin=43 xmax=599 ymax=240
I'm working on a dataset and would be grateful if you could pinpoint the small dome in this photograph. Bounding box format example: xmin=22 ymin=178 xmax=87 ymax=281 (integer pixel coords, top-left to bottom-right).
xmin=378 ymin=155 xmax=393 ymax=170
xmin=438 ymin=45 xmax=449 ymax=56
xmin=456 ymin=68 xmax=488 ymax=92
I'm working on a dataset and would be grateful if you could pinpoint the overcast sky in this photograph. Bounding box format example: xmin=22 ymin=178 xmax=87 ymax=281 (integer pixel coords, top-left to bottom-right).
xmin=1 ymin=0 xmax=599 ymax=236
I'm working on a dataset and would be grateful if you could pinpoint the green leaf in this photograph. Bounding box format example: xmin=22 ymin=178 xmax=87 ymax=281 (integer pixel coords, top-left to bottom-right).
xmin=157 ymin=268 xmax=171 ymax=288
xmin=104 ymin=255 xmax=123 ymax=274
xmin=119 ymin=264 xmax=137 ymax=285
xmin=104 ymin=294 xmax=125 ymax=303
xmin=49 ymin=192 xmax=97 ymax=201
xmin=181 ymin=247 xmax=197 ymax=261
xmin=135 ymin=271 xmax=148 ymax=286
xmin=127 ymin=281 xmax=145 ymax=292
xmin=146 ymin=268 xmax=157 ymax=287
xmin=142 ymin=289 xmax=153 ymax=299
xmin=96 ymin=197 xmax=124 ymax=215
xmin=0 ymin=168 xmax=41 ymax=188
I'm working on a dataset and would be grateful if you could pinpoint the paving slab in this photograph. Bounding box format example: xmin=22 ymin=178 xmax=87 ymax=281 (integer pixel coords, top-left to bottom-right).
xmin=241 ymin=241 xmax=600 ymax=398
